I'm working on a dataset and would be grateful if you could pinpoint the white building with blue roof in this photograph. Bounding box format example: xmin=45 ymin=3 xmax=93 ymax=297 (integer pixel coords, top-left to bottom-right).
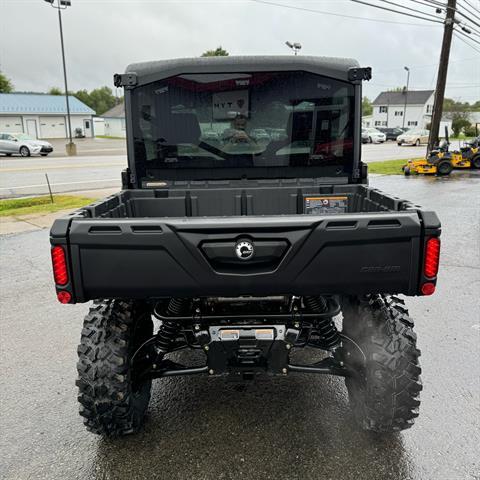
xmin=0 ymin=92 xmax=96 ymax=139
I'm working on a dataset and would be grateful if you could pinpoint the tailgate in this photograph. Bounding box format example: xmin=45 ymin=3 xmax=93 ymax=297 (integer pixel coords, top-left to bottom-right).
xmin=52 ymin=212 xmax=424 ymax=302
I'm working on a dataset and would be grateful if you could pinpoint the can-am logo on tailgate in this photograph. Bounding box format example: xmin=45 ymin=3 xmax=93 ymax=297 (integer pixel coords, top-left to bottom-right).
xmin=235 ymin=240 xmax=254 ymax=260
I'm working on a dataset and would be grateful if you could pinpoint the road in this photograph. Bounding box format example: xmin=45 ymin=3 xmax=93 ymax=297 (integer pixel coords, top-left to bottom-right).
xmin=362 ymin=142 xmax=426 ymax=161
xmin=0 ymin=142 xmax=429 ymax=198
xmin=0 ymin=154 xmax=126 ymax=198
xmin=1 ymin=175 xmax=479 ymax=480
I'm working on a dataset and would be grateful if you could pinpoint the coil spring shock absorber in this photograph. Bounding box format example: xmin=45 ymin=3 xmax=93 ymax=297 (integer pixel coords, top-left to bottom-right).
xmin=303 ymin=296 xmax=340 ymax=349
xmin=155 ymin=298 xmax=191 ymax=355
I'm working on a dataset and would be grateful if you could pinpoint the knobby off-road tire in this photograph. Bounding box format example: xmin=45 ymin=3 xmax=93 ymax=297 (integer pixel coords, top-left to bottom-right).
xmin=339 ymin=295 xmax=422 ymax=433
xmin=76 ymin=300 xmax=153 ymax=436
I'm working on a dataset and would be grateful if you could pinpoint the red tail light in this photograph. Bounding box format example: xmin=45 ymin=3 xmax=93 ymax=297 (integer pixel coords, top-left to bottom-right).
xmin=424 ymin=237 xmax=440 ymax=278
xmin=421 ymin=282 xmax=436 ymax=295
xmin=57 ymin=291 xmax=72 ymax=304
xmin=51 ymin=245 xmax=68 ymax=286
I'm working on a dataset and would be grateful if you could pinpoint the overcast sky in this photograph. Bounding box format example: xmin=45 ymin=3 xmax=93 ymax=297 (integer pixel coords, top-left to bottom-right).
xmin=1 ymin=0 xmax=479 ymax=103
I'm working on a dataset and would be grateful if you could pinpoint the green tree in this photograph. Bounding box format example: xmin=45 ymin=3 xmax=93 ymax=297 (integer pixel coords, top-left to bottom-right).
xmin=451 ymin=113 xmax=470 ymax=137
xmin=463 ymin=124 xmax=477 ymax=137
xmin=74 ymin=89 xmax=90 ymax=106
xmin=443 ymin=98 xmax=480 ymax=113
xmin=48 ymin=87 xmax=63 ymax=95
xmin=0 ymin=71 xmax=13 ymax=93
xmin=88 ymin=86 xmax=116 ymax=115
xmin=362 ymin=96 xmax=372 ymax=116
xmin=73 ymin=86 xmax=116 ymax=115
xmin=201 ymin=46 xmax=229 ymax=57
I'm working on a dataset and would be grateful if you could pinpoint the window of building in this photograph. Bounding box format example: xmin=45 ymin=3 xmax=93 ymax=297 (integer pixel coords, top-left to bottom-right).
xmin=375 ymin=121 xmax=381 ymax=126
xmin=408 ymin=121 xmax=418 ymax=127
xmin=426 ymin=104 xmax=433 ymax=114
xmin=379 ymin=106 xmax=388 ymax=113
xmin=394 ymin=111 xmax=403 ymax=116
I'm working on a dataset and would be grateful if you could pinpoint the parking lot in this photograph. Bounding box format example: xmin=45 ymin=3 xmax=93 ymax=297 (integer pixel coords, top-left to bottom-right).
xmin=0 ymin=139 xmax=430 ymax=198
xmin=1 ymin=174 xmax=479 ymax=480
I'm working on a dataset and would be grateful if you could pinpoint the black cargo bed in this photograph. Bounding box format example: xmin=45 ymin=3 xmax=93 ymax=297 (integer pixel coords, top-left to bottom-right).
xmin=50 ymin=181 xmax=441 ymax=303
xmin=79 ymin=182 xmax=410 ymax=219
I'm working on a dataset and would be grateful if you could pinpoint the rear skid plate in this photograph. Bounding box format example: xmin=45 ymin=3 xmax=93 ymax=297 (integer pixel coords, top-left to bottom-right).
xmin=146 ymin=325 xmax=350 ymax=379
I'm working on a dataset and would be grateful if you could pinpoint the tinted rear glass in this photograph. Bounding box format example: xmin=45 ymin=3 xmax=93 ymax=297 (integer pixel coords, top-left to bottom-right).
xmin=131 ymin=71 xmax=355 ymax=179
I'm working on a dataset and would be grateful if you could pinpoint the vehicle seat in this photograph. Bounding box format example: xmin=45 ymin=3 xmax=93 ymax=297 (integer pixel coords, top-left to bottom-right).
xmin=288 ymin=111 xmax=313 ymax=142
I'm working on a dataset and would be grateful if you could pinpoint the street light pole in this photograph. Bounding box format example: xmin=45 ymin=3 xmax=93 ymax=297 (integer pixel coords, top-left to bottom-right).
xmin=402 ymin=66 xmax=410 ymax=130
xmin=45 ymin=0 xmax=76 ymax=155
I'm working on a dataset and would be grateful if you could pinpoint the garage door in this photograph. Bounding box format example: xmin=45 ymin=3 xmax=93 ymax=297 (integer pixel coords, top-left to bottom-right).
xmin=0 ymin=116 xmax=23 ymax=133
xmin=39 ymin=116 xmax=66 ymax=139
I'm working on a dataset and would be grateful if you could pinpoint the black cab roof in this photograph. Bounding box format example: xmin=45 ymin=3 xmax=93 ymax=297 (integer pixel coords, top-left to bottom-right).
xmin=125 ymin=55 xmax=361 ymax=87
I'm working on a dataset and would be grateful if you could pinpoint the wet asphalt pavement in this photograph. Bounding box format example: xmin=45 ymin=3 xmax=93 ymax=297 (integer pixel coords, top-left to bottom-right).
xmin=1 ymin=173 xmax=479 ymax=480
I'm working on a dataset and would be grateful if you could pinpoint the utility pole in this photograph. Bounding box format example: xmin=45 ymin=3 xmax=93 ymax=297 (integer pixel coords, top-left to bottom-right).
xmin=427 ymin=0 xmax=456 ymax=153
xmin=44 ymin=0 xmax=76 ymax=155
xmin=402 ymin=66 xmax=410 ymax=130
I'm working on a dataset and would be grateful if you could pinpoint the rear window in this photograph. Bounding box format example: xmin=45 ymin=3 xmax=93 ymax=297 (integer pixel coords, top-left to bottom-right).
xmin=130 ymin=71 xmax=355 ymax=179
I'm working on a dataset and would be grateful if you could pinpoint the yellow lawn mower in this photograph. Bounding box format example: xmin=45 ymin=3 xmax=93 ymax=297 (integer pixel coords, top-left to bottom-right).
xmin=403 ymin=132 xmax=480 ymax=176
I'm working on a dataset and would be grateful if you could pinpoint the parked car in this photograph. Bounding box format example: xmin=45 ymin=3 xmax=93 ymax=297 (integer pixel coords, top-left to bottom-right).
xmin=377 ymin=127 xmax=404 ymax=141
xmin=200 ymin=130 xmax=221 ymax=143
xmin=362 ymin=128 xmax=386 ymax=144
xmin=0 ymin=132 xmax=53 ymax=157
xmin=250 ymin=128 xmax=270 ymax=143
xmin=397 ymin=129 xmax=429 ymax=146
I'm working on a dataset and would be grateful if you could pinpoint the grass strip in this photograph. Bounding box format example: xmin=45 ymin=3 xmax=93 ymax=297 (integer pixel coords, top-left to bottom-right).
xmin=0 ymin=195 xmax=96 ymax=218
xmin=368 ymin=158 xmax=412 ymax=175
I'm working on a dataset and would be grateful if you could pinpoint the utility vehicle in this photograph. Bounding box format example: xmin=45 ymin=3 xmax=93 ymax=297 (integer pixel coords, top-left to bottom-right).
xmin=403 ymin=129 xmax=480 ymax=176
xmin=50 ymin=56 xmax=441 ymax=437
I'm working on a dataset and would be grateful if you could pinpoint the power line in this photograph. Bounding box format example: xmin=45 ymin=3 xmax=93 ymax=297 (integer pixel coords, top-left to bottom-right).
xmin=454 ymin=30 xmax=480 ymax=53
xmin=424 ymin=0 xmax=480 ymax=27
xmin=409 ymin=0 xmax=440 ymax=9
xmin=376 ymin=0 xmax=443 ymax=19
xmin=454 ymin=26 xmax=480 ymax=45
xmin=373 ymin=57 xmax=478 ymax=75
xmin=435 ymin=0 xmax=480 ymax=27
xmin=458 ymin=0 xmax=480 ymax=17
xmin=349 ymin=0 xmax=444 ymax=23
xmin=406 ymin=0 xmax=445 ymax=8
xmin=456 ymin=12 xmax=480 ymax=30
xmin=422 ymin=0 xmax=451 ymax=8
xmin=461 ymin=0 xmax=480 ymax=11
xmin=250 ymin=0 xmax=440 ymax=26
